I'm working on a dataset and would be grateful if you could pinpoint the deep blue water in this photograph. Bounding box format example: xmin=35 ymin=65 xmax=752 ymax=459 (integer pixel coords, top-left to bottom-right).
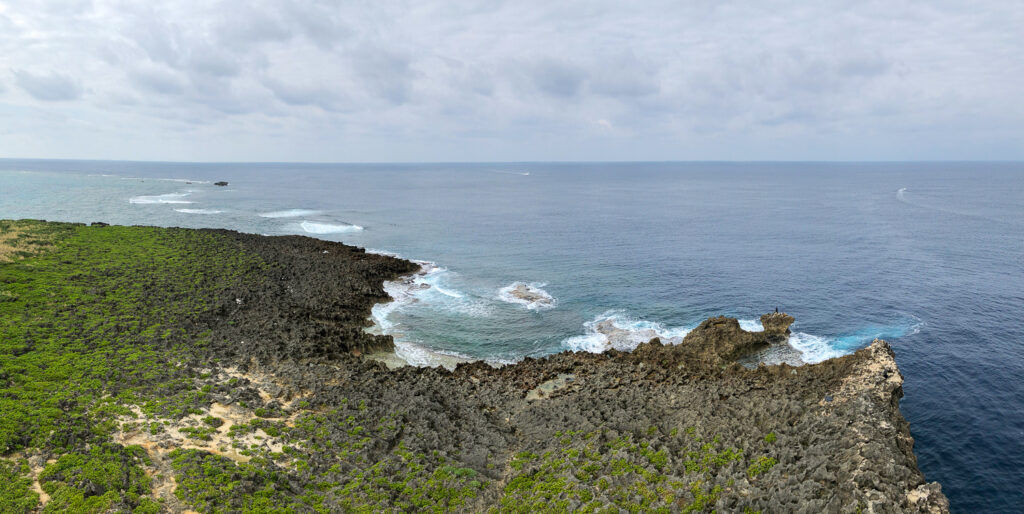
xmin=1 ymin=159 xmax=1022 ymax=511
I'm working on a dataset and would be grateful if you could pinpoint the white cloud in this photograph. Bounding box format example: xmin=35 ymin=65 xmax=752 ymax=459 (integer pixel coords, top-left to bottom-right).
xmin=13 ymin=70 xmax=82 ymax=101
xmin=0 ymin=0 xmax=1022 ymax=161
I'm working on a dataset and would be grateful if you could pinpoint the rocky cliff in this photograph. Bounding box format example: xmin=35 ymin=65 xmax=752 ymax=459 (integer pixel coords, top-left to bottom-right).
xmin=0 ymin=221 xmax=948 ymax=513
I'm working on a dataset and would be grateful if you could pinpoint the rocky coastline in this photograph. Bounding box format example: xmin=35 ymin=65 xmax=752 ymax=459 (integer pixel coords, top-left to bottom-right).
xmin=0 ymin=221 xmax=947 ymax=512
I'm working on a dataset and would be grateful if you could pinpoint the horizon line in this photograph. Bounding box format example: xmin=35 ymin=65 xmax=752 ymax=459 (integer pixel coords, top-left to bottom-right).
xmin=2 ymin=157 xmax=1022 ymax=166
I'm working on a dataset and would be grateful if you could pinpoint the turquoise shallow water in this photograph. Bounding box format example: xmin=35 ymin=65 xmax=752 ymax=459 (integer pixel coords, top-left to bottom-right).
xmin=2 ymin=159 xmax=1022 ymax=511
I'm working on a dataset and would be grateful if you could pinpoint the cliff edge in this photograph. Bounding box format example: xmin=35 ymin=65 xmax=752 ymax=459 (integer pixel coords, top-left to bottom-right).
xmin=0 ymin=221 xmax=947 ymax=513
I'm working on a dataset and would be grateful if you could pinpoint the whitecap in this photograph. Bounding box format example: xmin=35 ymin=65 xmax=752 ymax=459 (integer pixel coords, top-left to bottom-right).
xmin=367 ymin=260 xmax=493 ymax=367
xmin=393 ymin=341 xmax=476 ymax=369
xmin=787 ymin=333 xmax=848 ymax=364
xmin=174 ymin=208 xmax=223 ymax=214
xmin=562 ymin=311 xmax=692 ymax=353
xmin=367 ymin=260 xmax=447 ymax=335
xmin=129 ymin=193 xmax=193 ymax=204
xmin=738 ymin=319 xmax=764 ymax=332
xmin=497 ymin=282 xmax=556 ymax=310
xmin=259 ymin=209 xmax=321 ymax=218
xmin=787 ymin=319 xmax=923 ymax=365
xmin=366 ymin=248 xmax=402 ymax=258
xmin=489 ymin=169 xmax=530 ymax=176
xmin=299 ymin=221 xmax=364 ymax=234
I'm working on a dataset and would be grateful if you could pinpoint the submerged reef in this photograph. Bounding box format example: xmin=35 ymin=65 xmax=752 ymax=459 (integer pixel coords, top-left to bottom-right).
xmin=0 ymin=220 xmax=947 ymax=512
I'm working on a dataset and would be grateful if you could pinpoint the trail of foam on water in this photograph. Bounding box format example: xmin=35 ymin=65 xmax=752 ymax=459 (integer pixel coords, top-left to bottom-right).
xmin=259 ymin=209 xmax=321 ymax=218
xmin=562 ymin=310 xmax=693 ymax=353
xmin=368 ymin=258 xmax=499 ymax=368
xmin=563 ymin=313 xmax=922 ymax=365
xmin=129 ymin=193 xmax=193 ymax=204
xmin=174 ymin=208 xmax=223 ymax=214
xmin=489 ymin=169 xmax=530 ymax=176
xmin=298 ymin=221 xmax=363 ymax=234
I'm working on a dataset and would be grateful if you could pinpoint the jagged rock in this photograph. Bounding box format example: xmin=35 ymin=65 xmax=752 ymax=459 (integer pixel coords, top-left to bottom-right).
xmin=760 ymin=311 xmax=795 ymax=342
xmin=906 ymin=483 xmax=950 ymax=513
xmin=678 ymin=315 xmax=773 ymax=364
xmin=35 ymin=223 xmax=944 ymax=512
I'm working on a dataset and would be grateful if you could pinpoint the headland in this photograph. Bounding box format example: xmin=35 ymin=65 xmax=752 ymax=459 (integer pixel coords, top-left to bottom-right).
xmin=0 ymin=220 xmax=947 ymax=512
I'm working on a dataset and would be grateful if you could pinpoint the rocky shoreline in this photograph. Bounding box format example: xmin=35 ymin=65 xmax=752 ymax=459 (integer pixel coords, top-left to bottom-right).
xmin=0 ymin=221 xmax=947 ymax=512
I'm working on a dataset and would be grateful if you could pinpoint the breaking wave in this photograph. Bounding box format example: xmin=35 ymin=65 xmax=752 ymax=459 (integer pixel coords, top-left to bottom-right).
xmin=563 ymin=313 xmax=922 ymax=365
xmin=793 ymin=321 xmax=923 ymax=364
xmin=562 ymin=311 xmax=692 ymax=353
xmin=497 ymin=282 xmax=555 ymax=310
xmin=259 ymin=209 xmax=321 ymax=218
xmin=174 ymin=208 xmax=223 ymax=214
xmin=129 ymin=193 xmax=193 ymax=204
xmin=299 ymin=221 xmax=364 ymax=234
xmin=367 ymin=260 xmax=497 ymax=368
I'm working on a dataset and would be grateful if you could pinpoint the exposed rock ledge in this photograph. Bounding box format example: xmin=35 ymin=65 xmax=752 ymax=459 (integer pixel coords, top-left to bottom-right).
xmin=204 ymin=229 xmax=949 ymax=512
xmin=1 ymin=223 xmax=947 ymax=512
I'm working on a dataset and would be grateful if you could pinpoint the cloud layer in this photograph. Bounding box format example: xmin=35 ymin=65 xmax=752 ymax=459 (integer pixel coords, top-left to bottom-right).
xmin=1 ymin=0 xmax=1022 ymax=161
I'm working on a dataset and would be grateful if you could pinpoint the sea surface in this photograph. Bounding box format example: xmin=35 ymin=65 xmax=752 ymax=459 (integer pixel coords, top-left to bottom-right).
xmin=1 ymin=159 xmax=1021 ymax=511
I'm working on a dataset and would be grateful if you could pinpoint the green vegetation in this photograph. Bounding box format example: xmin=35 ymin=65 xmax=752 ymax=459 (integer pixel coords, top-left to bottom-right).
xmin=747 ymin=456 xmax=778 ymax=479
xmin=0 ymin=458 xmax=39 ymax=514
xmin=494 ymin=428 xmax=774 ymax=513
xmin=0 ymin=221 xmax=260 ymax=455
xmin=170 ymin=449 xmax=303 ymax=513
xmin=0 ymin=221 xmax=790 ymax=512
xmin=38 ymin=444 xmax=159 ymax=513
xmin=0 ymin=220 xmax=264 ymax=510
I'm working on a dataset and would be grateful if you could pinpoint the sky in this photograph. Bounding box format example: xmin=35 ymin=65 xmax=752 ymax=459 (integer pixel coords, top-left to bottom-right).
xmin=0 ymin=0 xmax=1022 ymax=162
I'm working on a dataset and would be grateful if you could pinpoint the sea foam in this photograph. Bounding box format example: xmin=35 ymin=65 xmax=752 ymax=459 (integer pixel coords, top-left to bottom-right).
xmin=259 ymin=209 xmax=321 ymax=218
xmin=367 ymin=260 xmax=496 ymax=368
xmin=562 ymin=313 xmax=915 ymax=366
xmin=563 ymin=311 xmax=691 ymax=353
xmin=497 ymin=282 xmax=556 ymax=310
xmin=174 ymin=208 xmax=223 ymax=214
xmin=299 ymin=221 xmax=364 ymax=234
xmin=129 ymin=193 xmax=193 ymax=204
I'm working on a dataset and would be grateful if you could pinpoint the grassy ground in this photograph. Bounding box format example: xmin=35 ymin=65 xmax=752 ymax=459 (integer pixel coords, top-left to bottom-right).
xmin=0 ymin=220 xmax=263 ymax=512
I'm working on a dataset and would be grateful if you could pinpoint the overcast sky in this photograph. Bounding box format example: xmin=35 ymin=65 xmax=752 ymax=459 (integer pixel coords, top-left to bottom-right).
xmin=0 ymin=1 xmax=1022 ymax=162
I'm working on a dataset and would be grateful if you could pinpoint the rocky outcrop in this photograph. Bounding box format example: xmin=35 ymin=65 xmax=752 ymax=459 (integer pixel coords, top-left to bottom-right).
xmin=672 ymin=313 xmax=795 ymax=365
xmin=33 ymin=224 xmax=942 ymax=512
xmin=181 ymin=229 xmax=946 ymax=512
xmin=760 ymin=311 xmax=795 ymax=342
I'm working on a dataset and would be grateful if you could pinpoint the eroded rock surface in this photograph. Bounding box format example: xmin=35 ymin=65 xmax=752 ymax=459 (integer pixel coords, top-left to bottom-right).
xmin=0 ymin=222 xmax=947 ymax=513
xmin=175 ymin=230 xmax=945 ymax=512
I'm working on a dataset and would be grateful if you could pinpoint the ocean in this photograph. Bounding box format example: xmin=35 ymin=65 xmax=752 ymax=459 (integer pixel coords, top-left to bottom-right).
xmin=1 ymin=159 xmax=1021 ymax=511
